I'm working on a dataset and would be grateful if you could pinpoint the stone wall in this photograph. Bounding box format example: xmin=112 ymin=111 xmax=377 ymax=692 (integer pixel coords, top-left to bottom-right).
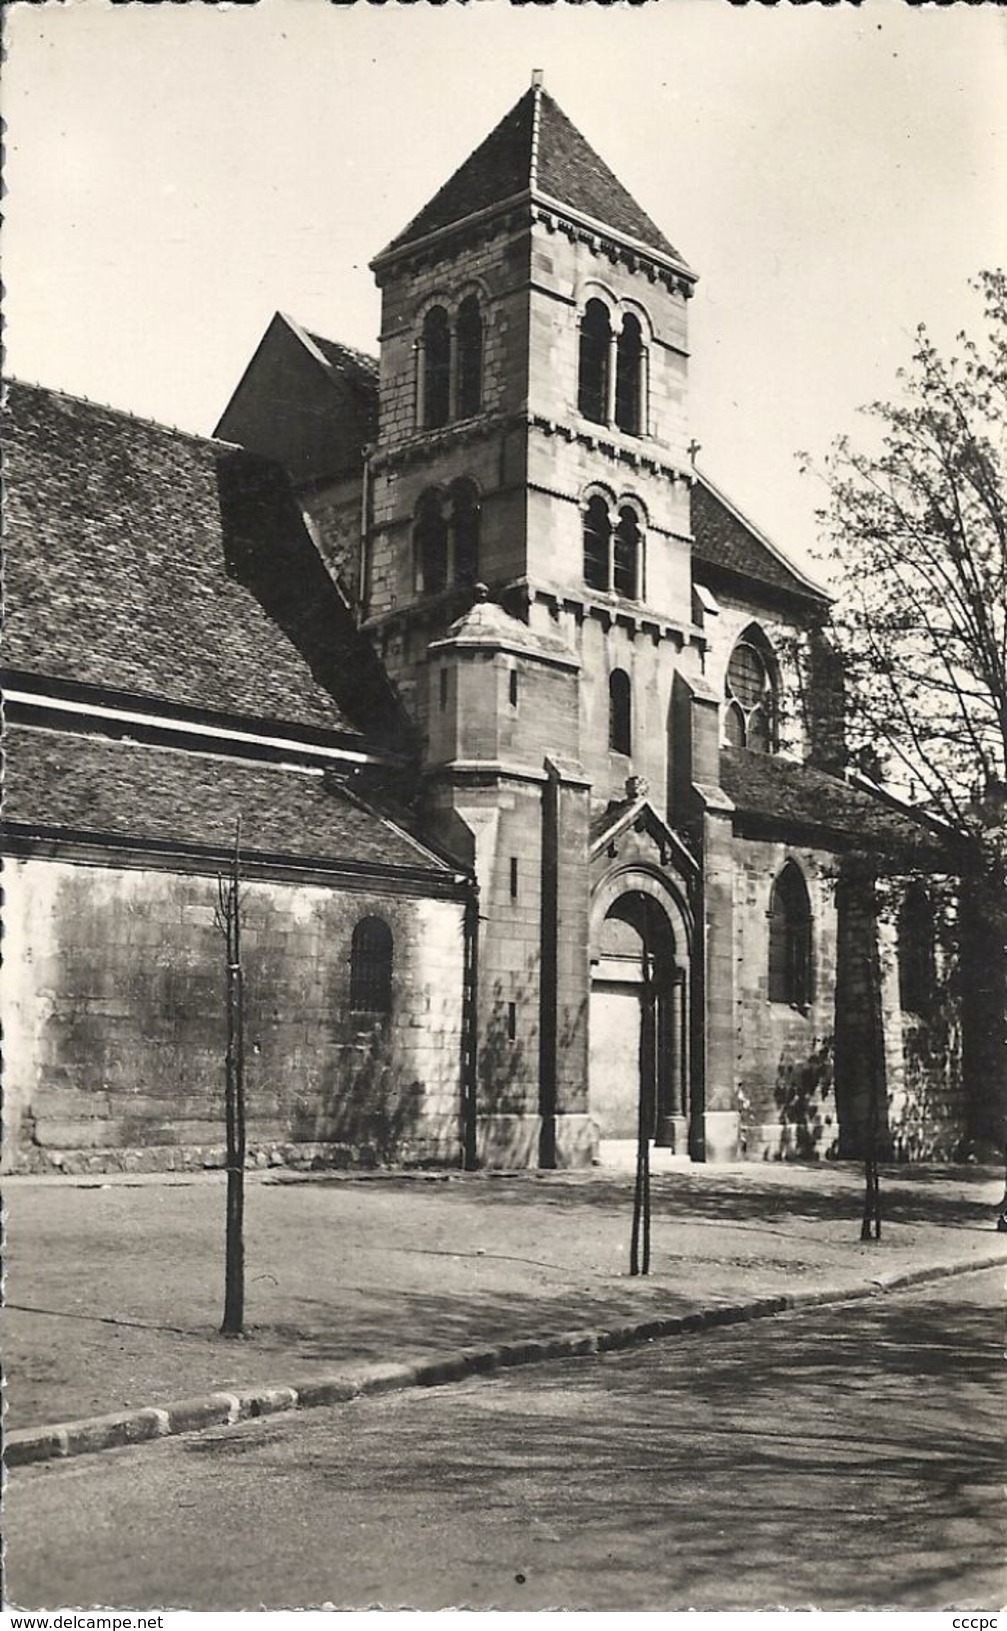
xmin=304 ymin=474 xmax=365 ymax=602
xmin=3 ymin=855 xmax=466 ymax=1174
xmin=732 ymin=837 xmax=841 ymax=1160
xmin=730 ymin=846 xmax=967 ymax=1164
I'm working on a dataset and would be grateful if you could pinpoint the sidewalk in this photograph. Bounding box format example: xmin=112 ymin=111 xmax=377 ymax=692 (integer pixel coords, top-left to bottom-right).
xmin=4 ymin=1160 xmax=1005 ymax=1452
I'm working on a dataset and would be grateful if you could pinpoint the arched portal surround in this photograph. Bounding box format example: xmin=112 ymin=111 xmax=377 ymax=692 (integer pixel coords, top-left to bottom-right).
xmin=589 ymin=867 xmax=695 ymax=1154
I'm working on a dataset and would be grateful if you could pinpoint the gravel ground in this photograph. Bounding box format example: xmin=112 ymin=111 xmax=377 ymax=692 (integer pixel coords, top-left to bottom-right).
xmin=4 ymin=1159 xmax=1003 ymax=1429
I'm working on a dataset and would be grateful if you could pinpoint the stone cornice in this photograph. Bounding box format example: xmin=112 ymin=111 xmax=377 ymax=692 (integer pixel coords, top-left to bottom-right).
xmin=530 ymin=195 xmax=696 ymax=296
xmin=527 ymin=413 xmax=692 ymax=485
xmin=368 ymin=409 xmax=695 ymax=487
xmin=369 ymin=189 xmax=697 ymax=298
xmin=500 ymin=577 xmax=705 ymax=652
xmin=423 ymin=759 xmax=550 ymax=789
xmin=368 ymin=410 xmax=516 ymax=473
xmin=371 ymin=195 xmax=531 ymax=283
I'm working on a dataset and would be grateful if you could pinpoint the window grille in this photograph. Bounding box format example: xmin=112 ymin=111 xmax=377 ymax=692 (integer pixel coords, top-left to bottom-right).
xmin=350 ymin=917 xmax=393 ymax=1016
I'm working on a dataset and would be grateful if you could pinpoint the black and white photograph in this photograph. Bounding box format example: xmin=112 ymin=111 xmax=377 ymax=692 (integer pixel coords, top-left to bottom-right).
xmin=3 ymin=0 xmax=1006 ymax=1613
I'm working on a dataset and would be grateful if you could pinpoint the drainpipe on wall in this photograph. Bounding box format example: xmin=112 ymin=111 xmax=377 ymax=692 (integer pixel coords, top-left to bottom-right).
xmin=538 ymin=761 xmax=560 ymax=1170
xmin=359 ymin=449 xmax=372 ymax=616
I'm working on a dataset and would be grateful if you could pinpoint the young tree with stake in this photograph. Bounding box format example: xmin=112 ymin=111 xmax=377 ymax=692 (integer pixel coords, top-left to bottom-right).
xmin=214 ymin=820 xmax=246 ymax=1334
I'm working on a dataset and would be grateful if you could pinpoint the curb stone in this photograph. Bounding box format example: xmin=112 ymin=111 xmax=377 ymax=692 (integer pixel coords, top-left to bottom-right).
xmin=5 ymin=1249 xmax=1005 ymax=1469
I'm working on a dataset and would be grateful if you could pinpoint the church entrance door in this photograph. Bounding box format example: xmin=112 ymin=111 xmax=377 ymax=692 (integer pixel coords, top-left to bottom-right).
xmin=589 ymin=890 xmax=688 ymax=1151
xmin=589 ymin=980 xmax=643 ymax=1138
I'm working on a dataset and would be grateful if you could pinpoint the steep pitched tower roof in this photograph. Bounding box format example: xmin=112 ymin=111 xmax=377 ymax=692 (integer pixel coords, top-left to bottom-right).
xmin=373 ymin=79 xmax=693 ymax=275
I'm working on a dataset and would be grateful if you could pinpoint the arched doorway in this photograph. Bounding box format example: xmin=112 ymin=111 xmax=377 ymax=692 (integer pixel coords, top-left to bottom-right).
xmin=589 ymin=888 xmax=690 ymax=1151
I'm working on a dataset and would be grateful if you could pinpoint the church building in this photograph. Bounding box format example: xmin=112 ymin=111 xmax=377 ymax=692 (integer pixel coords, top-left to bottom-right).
xmin=2 ymin=80 xmax=966 ymax=1174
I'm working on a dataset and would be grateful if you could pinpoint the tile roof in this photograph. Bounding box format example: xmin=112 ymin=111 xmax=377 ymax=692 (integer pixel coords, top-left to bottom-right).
xmin=720 ymin=748 xmax=953 ymax=866
xmin=2 ymin=725 xmax=455 ymax=878
xmin=302 ymin=327 xmax=380 ymax=445
xmin=2 ymin=380 xmax=395 ymax=740
xmin=691 ymin=473 xmax=830 ymax=607
xmin=303 ymin=328 xmax=379 ymax=390
xmin=377 ymin=85 xmax=690 ymax=268
xmin=292 ymin=318 xmax=380 ymax=440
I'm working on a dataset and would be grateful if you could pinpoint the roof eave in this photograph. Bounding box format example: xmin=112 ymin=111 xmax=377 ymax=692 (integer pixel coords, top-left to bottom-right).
xmin=370 ymin=188 xmax=533 ymax=273
xmin=694 ymin=469 xmax=832 ymax=605
xmin=370 ymin=185 xmax=697 ymax=288
xmin=531 ymin=189 xmax=697 ymax=284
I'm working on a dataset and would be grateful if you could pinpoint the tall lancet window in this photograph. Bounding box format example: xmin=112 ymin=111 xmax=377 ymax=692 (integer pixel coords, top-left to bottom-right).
xmin=456 ymin=295 xmax=483 ymax=420
xmin=578 ymin=299 xmax=611 ymax=425
xmin=583 ymin=494 xmax=612 ymax=591
xmin=768 ymin=863 xmax=813 ymax=1008
xmin=609 ymin=668 xmax=632 ymax=756
xmin=613 ymin=505 xmax=642 ymax=598
xmin=422 ymin=305 xmax=451 ymax=429
xmin=415 ymin=492 xmax=449 ymax=595
xmin=615 ymin=313 xmax=644 ymax=436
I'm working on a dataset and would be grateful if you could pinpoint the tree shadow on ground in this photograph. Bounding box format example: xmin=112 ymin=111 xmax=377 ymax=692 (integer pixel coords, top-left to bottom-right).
xmin=253 ymin=1285 xmax=1004 ymax=1611
xmin=309 ymin=1165 xmax=1003 ymax=1230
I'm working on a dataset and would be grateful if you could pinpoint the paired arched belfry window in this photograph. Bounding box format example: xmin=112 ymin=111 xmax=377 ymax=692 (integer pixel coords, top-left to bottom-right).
xmin=768 ymin=862 xmax=813 ymax=1008
xmin=725 ymin=634 xmax=777 ymax=753
xmin=419 ymin=295 xmax=484 ymax=429
xmin=350 ymin=917 xmax=393 ymax=1017
xmin=582 ymin=492 xmax=644 ymax=599
xmin=897 ymin=884 xmax=936 ymax=1014
xmin=577 ymin=299 xmax=648 ymax=436
xmin=414 ymin=480 xmax=481 ymax=595
xmin=609 ymin=668 xmax=632 ymax=756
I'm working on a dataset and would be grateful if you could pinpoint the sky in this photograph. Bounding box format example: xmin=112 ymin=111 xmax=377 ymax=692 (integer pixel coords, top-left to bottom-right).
xmin=5 ymin=0 xmax=1007 ymax=579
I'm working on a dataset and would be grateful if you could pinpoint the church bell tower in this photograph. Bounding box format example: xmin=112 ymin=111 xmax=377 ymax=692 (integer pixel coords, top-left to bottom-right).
xmin=363 ymin=76 xmax=709 ymax=1166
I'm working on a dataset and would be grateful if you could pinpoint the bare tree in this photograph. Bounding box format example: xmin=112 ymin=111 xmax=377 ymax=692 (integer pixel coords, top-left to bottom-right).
xmin=808 ymin=270 xmax=1007 ymax=1203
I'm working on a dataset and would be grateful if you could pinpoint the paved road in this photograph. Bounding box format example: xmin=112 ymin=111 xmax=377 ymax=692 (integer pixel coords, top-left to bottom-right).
xmin=6 ymin=1268 xmax=1004 ymax=1611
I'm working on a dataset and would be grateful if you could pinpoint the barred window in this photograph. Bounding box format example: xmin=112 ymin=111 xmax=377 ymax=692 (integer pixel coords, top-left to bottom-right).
xmin=350 ymin=918 xmax=393 ymax=1016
